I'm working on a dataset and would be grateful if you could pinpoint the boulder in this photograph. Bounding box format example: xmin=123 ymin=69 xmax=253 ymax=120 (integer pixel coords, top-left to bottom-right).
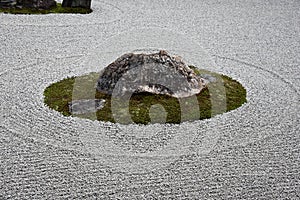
xmin=97 ymin=50 xmax=207 ymax=98
xmin=1 ymin=0 xmax=57 ymax=9
xmin=62 ymin=0 xmax=91 ymax=9
xmin=0 ymin=0 xmax=17 ymax=8
xmin=37 ymin=0 xmax=56 ymax=9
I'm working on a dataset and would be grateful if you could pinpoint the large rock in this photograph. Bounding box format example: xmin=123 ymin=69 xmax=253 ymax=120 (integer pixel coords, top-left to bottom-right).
xmin=62 ymin=0 xmax=91 ymax=9
xmin=1 ymin=0 xmax=57 ymax=9
xmin=97 ymin=50 xmax=206 ymax=98
xmin=0 ymin=0 xmax=17 ymax=8
xmin=37 ymin=0 xmax=56 ymax=9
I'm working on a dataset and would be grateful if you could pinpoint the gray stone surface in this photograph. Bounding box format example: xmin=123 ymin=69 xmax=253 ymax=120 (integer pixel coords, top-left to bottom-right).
xmin=0 ymin=0 xmax=16 ymax=8
xmin=0 ymin=0 xmax=299 ymax=199
xmin=62 ymin=0 xmax=91 ymax=9
xmin=36 ymin=0 xmax=56 ymax=9
xmin=97 ymin=50 xmax=206 ymax=98
xmin=1 ymin=0 xmax=56 ymax=9
xmin=69 ymin=99 xmax=105 ymax=115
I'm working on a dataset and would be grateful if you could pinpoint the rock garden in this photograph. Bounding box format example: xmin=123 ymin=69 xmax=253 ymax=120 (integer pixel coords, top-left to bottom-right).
xmin=44 ymin=50 xmax=247 ymax=124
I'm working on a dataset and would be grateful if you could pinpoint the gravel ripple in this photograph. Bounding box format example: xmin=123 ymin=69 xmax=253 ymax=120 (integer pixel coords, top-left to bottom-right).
xmin=0 ymin=0 xmax=299 ymax=199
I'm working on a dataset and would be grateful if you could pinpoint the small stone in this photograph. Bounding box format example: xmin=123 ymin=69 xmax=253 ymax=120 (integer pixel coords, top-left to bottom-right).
xmin=69 ymin=99 xmax=105 ymax=115
xmin=201 ymin=74 xmax=217 ymax=84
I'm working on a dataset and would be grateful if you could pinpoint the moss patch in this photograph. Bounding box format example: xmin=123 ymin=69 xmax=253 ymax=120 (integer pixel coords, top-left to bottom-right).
xmin=0 ymin=3 xmax=92 ymax=14
xmin=44 ymin=67 xmax=247 ymax=124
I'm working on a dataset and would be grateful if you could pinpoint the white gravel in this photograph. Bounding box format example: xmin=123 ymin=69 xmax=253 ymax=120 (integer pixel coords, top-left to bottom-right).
xmin=0 ymin=0 xmax=299 ymax=199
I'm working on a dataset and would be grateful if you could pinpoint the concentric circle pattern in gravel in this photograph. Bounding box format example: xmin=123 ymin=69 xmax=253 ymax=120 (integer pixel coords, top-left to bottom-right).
xmin=0 ymin=0 xmax=299 ymax=199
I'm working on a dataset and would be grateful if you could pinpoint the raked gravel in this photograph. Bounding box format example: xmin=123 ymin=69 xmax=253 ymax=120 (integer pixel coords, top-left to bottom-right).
xmin=0 ymin=0 xmax=299 ymax=199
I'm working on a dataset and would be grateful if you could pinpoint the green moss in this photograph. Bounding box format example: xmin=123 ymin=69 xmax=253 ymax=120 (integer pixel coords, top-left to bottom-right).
xmin=44 ymin=66 xmax=247 ymax=124
xmin=44 ymin=76 xmax=75 ymax=116
xmin=0 ymin=3 xmax=92 ymax=14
